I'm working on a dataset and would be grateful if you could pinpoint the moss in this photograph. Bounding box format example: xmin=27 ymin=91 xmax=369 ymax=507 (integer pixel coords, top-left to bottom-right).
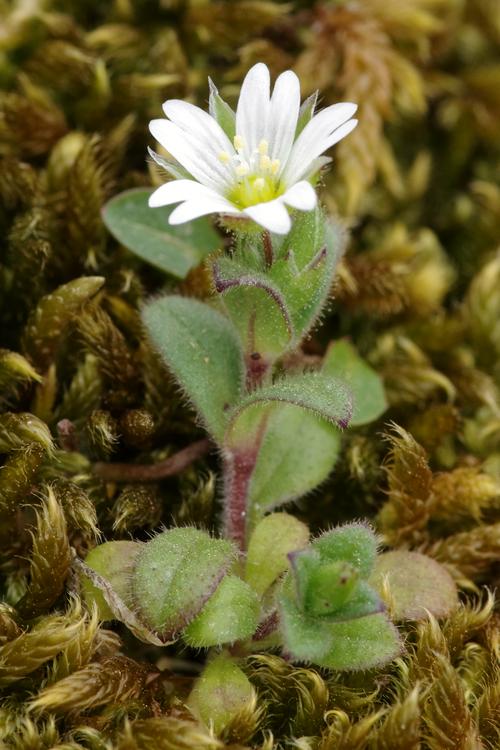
xmin=1 ymin=0 xmax=499 ymax=746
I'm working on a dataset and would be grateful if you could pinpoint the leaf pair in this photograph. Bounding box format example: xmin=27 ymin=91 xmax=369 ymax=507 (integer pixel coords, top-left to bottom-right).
xmin=81 ymin=527 xmax=259 ymax=648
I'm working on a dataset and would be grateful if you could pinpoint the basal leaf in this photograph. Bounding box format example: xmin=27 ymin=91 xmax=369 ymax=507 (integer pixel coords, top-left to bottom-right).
xmin=102 ymin=188 xmax=220 ymax=279
xmin=142 ymin=295 xmax=245 ymax=441
xmin=132 ymin=527 xmax=236 ymax=638
xmin=184 ymin=575 xmax=260 ymax=647
xmin=369 ymin=550 xmax=459 ymax=620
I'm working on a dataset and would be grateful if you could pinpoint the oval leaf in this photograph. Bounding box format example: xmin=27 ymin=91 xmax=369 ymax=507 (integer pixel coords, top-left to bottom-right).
xmin=142 ymin=295 xmax=245 ymax=442
xmin=322 ymin=340 xmax=387 ymax=426
xmin=369 ymin=550 xmax=459 ymax=620
xmin=102 ymin=188 xmax=220 ymax=278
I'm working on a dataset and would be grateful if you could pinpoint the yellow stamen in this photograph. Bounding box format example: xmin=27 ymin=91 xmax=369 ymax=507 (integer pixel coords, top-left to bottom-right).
xmin=270 ymin=159 xmax=280 ymax=175
xmin=235 ymin=161 xmax=250 ymax=177
xmin=254 ymin=177 xmax=265 ymax=190
xmin=260 ymin=154 xmax=271 ymax=171
xmin=258 ymin=139 xmax=269 ymax=156
xmin=218 ymin=151 xmax=230 ymax=164
xmin=233 ymin=134 xmax=246 ymax=152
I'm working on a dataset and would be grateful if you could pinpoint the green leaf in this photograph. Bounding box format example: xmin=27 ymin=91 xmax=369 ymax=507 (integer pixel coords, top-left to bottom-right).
xmin=369 ymin=551 xmax=459 ymax=621
xmin=132 ymin=527 xmax=236 ymax=638
xmin=81 ymin=541 xmax=140 ymax=621
xmin=102 ymin=188 xmax=220 ymax=279
xmin=142 ymin=295 xmax=245 ymax=442
xmin=280 ymin=579 xmax=401 ymax=670
xmin=279 ymin=581 xmax=333 ymax=663
xmin=313 ymin=522 xmax=378 ymax=579
xmin=319 ymin=614 xmax=401 ymax=670
xmin=245 ymin=513 xmax=310 ymax=595
xmin=208 ymin=79 xmax=236 ymax=140
xmin=189 ymin=654 xmax=255 ymax=735
xmin=322 ymin=340 xmax=387 ymax=426
xmin=246 ymin=407 xmax=341 ymax=521
xmin=76 ymin=550 xmax=164 ymax=647
xmin=184 ymin=575 xmax=260 ymax=647
xmin=226 ymin=372 xmax=353 ymax=449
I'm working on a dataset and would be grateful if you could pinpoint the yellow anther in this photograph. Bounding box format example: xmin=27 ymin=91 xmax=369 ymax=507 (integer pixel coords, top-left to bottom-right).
xmin=254 ymin=177 xmax=265 ymax=190
xmin=218 ymin=151 xmax=231 ymax=164
xmin=258 ymin=139 xmax=269 ymax=156
xmin=233 ymin=134 xmax=246 ymax=152
xmin=270 ymin=159 xmax=280 ymax=175
xmin=260 ymin=154 xmax=271 ymax=171
xmin=235 ymin=161 xmax=250 ymax=177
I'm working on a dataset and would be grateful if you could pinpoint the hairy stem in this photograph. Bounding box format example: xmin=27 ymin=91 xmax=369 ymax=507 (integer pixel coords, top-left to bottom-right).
xmin=93 ymin=438 xmax=211 ymax=482
xmin=222 ymin=449 xmax=258 ymax=549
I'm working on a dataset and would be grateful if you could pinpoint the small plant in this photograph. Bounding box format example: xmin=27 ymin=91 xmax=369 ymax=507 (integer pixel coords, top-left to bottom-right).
xmin=82 ymin=63 xmax=458 ymax=731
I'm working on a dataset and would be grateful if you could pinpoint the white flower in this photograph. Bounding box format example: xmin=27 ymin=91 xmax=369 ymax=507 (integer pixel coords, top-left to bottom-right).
xmin=148 ymin=63 xmax=357 ymax=235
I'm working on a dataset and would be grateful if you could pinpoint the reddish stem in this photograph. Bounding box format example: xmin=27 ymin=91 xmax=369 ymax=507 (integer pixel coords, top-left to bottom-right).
xmin=222 ymin=449 xmax=258 ymax=549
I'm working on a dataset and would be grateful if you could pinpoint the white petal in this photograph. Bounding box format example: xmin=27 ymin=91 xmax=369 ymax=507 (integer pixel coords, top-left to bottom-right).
xmin=281 ymin=181 xmax=317 ymax=211
xmin=282 ymin=102 xmax=358 ymax=185
xmin=244 ymin=199 xmax=292 ymax=234
xmin=235 ymin=63 xmax=270 ymax=154
xmin=149 ymin=119 xmax=229 ymax=192
xmin=149 ymin=179 xmax=224 ymax=208
xmin=169 ymin=196 xmax=241 ymax=225
xmin=163 ymin=100 xmax=234 ymax=166
xmin=267 ymin=70 xmax=301 ymax=168
xmin=322 ymin=119 xmax=358 ymax=151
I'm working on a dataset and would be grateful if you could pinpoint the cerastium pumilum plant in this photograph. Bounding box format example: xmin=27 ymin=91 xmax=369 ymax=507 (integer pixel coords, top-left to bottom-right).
xmin=82 ymin=63 xmax=458 ymax=731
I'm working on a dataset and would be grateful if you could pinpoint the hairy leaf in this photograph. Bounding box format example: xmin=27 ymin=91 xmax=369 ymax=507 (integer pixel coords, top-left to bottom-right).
xmin=103 ymin=188 xmax=220 ymax=278
xmin=142 ymin=295 xmax=245 ymax=442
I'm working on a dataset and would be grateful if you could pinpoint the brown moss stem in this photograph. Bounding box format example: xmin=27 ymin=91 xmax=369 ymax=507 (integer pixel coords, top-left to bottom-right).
xmin=93 ymin=438 xmax=211 ymax=482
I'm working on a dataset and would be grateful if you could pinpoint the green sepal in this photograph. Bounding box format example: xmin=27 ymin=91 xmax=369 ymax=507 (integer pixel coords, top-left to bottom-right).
xmin=216 ymin=210 xmax=343 ymax=360
xmin=322 ymin=340 xmax=387 ymax=426
xmin=142 ymin=295 xmax=245 ymax=442
xmin=295 ymin=91 xmax=318 ymax=137
xmin=148 ymin=146 xmax=191 ymax=180
xmin=189 ymin=654 xmax=254 ymax=735
xmin=269 ymin=209 xmax=343 ymax=347
xmin=208 ymin=78 xmax=236 ymax=140
xmin=102 ymin=188 xmax=220 ymax=278
xmin=245 ymin=513 xmax=310 ymax=595
xmin=131 ymin=527 xmax=236 ymax=638
xmin=184 ymin=575 xmax=260 ymax=647
xmin=313 ymin=522 xmax=378 ymax=579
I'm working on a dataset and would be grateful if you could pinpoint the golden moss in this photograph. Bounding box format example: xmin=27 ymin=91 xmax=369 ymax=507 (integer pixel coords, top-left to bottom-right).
xmin=0 ymin=0 xmax=499 ymax=746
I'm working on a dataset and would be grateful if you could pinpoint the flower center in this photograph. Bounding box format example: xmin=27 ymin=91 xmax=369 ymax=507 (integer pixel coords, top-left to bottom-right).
xmin=218 ymin=136 xmax=285 ymax=208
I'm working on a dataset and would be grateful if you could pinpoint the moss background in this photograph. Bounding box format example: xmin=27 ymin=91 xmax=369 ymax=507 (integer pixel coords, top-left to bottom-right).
xmin=0 ymin=0 xmax=499 ymax=748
